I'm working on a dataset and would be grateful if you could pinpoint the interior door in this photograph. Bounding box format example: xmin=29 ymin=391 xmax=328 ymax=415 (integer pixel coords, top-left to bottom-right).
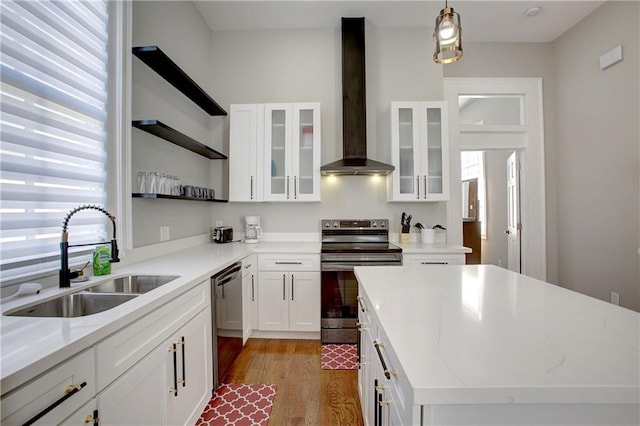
xmin=506 ymin=151 xmax=521 ymax=272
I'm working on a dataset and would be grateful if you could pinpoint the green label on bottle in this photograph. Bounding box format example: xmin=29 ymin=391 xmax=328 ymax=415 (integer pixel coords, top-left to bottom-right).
xmin=93 ymin=245 xmax=111 ymax=276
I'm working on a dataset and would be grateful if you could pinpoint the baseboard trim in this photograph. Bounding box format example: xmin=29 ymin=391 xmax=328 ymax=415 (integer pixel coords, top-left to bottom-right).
xmin=249 ymin=330 xmax=320 ymax=340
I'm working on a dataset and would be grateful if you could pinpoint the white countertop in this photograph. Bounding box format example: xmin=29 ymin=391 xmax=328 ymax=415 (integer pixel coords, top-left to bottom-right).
xmin=0 ymin=242 xmax=251 ymax=393
xmin=0 ymin=239 xmax=466 ymax=394
xmin=355 ymin=264 xmax=640 ymax=406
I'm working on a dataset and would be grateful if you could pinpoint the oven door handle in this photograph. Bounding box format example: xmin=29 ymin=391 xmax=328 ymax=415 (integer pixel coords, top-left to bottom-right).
xmin=321 ymin=262 xmax=401 ymax=271
xmin=321 ymin=264 xmax=355 ymax=272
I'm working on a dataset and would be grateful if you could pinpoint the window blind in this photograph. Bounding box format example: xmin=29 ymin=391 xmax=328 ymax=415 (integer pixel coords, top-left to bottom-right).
xmin=0 ymin=0 xmax=110 ymax=281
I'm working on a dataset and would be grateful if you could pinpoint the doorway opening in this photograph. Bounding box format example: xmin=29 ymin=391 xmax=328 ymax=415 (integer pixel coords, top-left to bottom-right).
xmin=461 ymin=150 xmax=520 ymax=271
xmin=444 ymin=78 xmax=546 ymax=280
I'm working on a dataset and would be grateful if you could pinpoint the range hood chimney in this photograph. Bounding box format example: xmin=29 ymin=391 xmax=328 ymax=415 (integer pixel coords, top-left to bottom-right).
xmin=320 ymin=17 xmax=394 ymax=176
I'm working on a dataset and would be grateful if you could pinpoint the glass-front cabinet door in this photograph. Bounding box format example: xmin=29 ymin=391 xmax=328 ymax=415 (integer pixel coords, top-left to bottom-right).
xmin=390 ymin=103 xmax=422 ymax=200
xmin=292 ymin=103 xmax=321 ymax=201
xmin=389 ymin=101 xmax=449 ymax=201
xmin=422 ymin=103 xmax=448 ymax=200
xmin=264 ymin=104 xmax=292 ymax=201
xmin=264 ymin=103 xmax=321 ymax=202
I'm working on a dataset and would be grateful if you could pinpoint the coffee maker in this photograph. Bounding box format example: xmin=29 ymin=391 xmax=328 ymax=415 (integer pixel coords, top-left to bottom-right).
xmin=244 ymin=216 xmax=262 ymax=244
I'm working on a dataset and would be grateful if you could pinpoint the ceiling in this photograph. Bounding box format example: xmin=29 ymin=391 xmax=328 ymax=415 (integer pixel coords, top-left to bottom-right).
xmin=194 ymin=0 xmax=606 ymax=43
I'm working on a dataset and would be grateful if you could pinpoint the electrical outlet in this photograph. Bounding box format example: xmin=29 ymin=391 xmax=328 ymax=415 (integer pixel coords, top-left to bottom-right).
xmin=215 ymin=220 xmax=223 ymax=227
xmin=610 ymin=291 xmax=620 ymax=306
xmin=160 ymin=226 xmax=170 ymax=242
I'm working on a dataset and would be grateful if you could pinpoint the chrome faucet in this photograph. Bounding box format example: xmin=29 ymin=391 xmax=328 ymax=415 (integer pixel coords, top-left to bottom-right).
xmin=60 ymin=205 xmax=120 ymax=288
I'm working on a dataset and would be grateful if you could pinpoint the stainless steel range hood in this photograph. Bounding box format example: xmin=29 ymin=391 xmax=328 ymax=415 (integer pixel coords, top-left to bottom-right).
xmin=320 ymin=17 xmax=394 ymax=176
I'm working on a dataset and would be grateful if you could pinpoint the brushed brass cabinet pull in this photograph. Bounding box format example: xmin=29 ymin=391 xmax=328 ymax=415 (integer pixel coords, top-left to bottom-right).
xmin=23 ymin=382 xmax=87 ymax=426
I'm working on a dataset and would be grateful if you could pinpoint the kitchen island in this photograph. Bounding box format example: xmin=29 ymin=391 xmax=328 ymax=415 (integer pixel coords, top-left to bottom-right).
xmin=355 ymin=264 xmax=640 ymax=425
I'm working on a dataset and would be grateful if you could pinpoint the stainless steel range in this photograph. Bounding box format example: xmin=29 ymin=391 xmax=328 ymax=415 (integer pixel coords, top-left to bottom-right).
xmin=321 ymin=219 xmax=402 ymax=344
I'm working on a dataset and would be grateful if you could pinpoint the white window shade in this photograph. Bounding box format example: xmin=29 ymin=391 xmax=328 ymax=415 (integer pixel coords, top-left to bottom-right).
xmin=0 ymin=0 xmax=110 ymax=281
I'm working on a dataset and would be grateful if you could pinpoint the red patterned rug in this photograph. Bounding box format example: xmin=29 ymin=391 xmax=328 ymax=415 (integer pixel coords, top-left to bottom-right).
xmin=195 ymin=383 xmax=276 ymax=426
xmin=321 ymin=344 xmax=358 ymax=370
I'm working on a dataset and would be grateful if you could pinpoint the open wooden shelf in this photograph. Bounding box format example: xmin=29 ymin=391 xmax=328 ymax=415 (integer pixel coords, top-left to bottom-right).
xmin=132 ymin=119 xmax=227 ymax=160
xmin=132 ymin=45 xmax=227 ymax=116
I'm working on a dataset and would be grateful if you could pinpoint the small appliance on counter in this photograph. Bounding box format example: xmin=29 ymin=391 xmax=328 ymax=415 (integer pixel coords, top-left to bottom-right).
xmin=213 ymin=226 xmax=233 ymax=243
xmin=244 ymin=216 xmax=262 ymax=244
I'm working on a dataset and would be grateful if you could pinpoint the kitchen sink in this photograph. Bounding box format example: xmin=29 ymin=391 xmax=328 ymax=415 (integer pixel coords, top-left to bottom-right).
xmin=5 ymin=293 xmax=139 ymax=318
xmin=85 ymin=274 xmax=179 ymax=294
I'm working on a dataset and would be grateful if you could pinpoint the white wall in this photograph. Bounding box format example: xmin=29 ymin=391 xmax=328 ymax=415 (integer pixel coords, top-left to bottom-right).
xmin=131 ymin=4 xmax=450 ymax=245
xmin=131 ymin=1 xmax=220 ymax=247
xmin=553 ymin=1 xmax=639 ymax=310
xmin=444 ymin=2 xmax=639 ymax=311
xmin=205 ymin=24 xmax=448 ymax=235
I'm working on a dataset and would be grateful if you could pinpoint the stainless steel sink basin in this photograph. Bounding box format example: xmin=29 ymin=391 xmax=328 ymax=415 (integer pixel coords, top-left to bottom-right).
xmin=86 ymin=275 xmax=179 ymax=294
xmin=6 ymin=293 xmax=139 ymax=318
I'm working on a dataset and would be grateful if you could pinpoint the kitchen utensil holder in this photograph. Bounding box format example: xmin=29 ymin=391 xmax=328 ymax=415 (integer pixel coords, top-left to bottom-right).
xmin=421 ymin=229 xmax=436 ymax=244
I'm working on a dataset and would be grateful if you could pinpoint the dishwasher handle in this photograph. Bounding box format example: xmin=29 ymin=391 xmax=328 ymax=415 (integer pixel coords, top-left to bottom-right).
xmin=212 ymin=263 xmax=242 ymax=287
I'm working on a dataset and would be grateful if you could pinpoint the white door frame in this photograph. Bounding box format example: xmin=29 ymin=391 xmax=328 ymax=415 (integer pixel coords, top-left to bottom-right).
xmin=444 ymin=78 xmax=546 ymax=281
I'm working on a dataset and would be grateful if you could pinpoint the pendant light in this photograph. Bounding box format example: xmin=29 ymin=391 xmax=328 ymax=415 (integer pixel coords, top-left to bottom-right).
xmin=433 ymin=0 xmax=463 ymax=64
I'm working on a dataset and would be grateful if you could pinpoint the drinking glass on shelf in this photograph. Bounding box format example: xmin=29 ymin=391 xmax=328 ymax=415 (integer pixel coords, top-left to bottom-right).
xmin=172 ymin=176 xmax=180 ymax=196
xmin=148 ymin=172 xmax=157 ymax=194
xmin=161 ymin=174 xmax=170 ymax=194
xmin=137 ymin=171 xmax=146 ymax=193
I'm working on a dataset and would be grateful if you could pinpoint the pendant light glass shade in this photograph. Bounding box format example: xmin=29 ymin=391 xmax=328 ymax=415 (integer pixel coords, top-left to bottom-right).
xmin=433 ymin=6 xmax=463 ymax=64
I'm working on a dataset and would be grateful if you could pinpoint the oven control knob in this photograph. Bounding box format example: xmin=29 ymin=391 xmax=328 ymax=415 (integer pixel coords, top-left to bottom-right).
xmin=333 ymin=221 xmax=339 ymax=228
xmin=372 ymin=221 xmax=378 ymax=227
xmin=380 ymin=221 xmax=386 ymax=228
xmin=324 ymin=222 xmax=330 ymax=228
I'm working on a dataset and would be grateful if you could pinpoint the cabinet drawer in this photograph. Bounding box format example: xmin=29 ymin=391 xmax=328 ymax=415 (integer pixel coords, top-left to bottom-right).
xmin=258 ymin=254 xmax=319 ymax=271
xmin=95 ymin=281 xmax=209 ymax=391
xmin=1 ymin=349 xmax=95 ymax=426
xmin=404 ymin=254 xmax=465 ymax=266
xmin=242 ymin=254 xmax=257 ymax=276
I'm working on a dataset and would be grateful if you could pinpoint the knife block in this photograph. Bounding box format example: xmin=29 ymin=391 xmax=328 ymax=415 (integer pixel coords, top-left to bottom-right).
xmin=400 ymin=230 xmax=410 ymax=244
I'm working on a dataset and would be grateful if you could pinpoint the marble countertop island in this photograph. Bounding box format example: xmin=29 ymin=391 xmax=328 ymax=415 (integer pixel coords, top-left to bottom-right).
xmin=355 ymin=264 xmax=639 ymax=424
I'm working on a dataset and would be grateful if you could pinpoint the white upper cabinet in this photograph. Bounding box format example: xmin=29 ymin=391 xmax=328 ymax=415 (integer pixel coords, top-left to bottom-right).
xmin=229 ymin=104 xmax=264 ymax=201
xmin=388 ymin=101 xmax=449 ymax=201
xmin=229 ymin=103 xmax=321 ymax=202
xmin=264 ymin=103 xmax=321 ymax=202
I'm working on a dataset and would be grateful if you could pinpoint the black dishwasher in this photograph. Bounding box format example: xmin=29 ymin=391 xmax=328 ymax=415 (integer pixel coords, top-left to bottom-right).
xmin=211 ymin=261 xmax=243 ymax=389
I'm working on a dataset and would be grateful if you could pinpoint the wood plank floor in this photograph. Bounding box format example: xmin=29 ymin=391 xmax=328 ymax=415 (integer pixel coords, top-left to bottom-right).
xmin=224 ymin=338 xmax=363 ymax=425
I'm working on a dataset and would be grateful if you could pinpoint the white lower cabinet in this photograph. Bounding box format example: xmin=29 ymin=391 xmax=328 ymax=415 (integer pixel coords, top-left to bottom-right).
xmin=257 ymin=254 xmax=320 ymax=333
xmin=1 ymin=349 xmax=95 ymax=426
xmin=358 ymin=285 xmax=410 ymax=426
xmin=99 ymin=307 xmax=211 ymax=426
xmin=60 ymin=399 xmax=98 ymax=425
xmin=98 ymin=343 xmax=170 ymax=425
xmin=258 ymin=271 xmax=320 ymax=332
xmin=1 ymin=282 xmax=211 ymax=426
xmin=242 ymin=254 xmax=258 ymax=341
